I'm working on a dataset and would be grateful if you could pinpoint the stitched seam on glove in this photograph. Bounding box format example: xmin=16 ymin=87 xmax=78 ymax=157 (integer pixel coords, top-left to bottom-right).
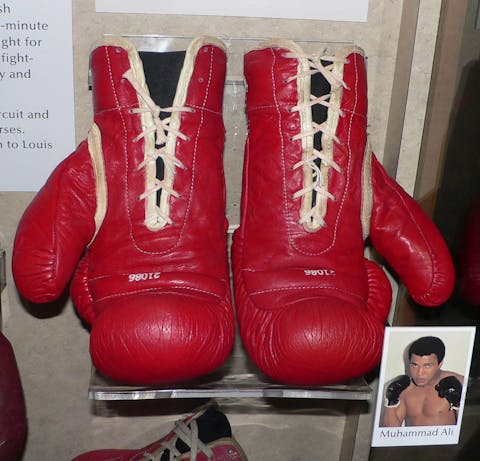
xmin=94 ymin=285 xmax=224 ymax=303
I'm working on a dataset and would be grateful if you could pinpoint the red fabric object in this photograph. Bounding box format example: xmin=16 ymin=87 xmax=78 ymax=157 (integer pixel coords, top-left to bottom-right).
xmin=232 ymin=41 xmax=454 ymax=385
xmin=458 ymin=193 xmax=480 ymax=305
xmin=12 ymin=37 xmax=235 ymax=385
xmin=0 ymin=332 xmax=27 ymax=461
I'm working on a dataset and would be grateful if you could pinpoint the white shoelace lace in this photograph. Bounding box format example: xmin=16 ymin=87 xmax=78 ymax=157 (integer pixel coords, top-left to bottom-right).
xmin=142 ymin=419 xmax=214 ymax=461
xmin=123 ymin=69 xmax=193 ymax=227
xmin=283 ymin=52 xmax=348 ymax=228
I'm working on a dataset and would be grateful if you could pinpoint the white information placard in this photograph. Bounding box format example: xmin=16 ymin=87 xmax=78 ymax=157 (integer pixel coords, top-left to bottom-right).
xmin=372 ymin=326 xmax=476 ymax=447
xmin=0 ymin=0 xmax=75 ymax=191
xmin=95 ymin=0 xmax=369 ymax=22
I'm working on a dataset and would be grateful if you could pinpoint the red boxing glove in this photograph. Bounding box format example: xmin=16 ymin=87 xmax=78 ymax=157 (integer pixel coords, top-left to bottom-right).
xmin=232 ymin=40 xmax=454 ymax=385
xmin=12 ymin=37 xmax=235 ymax=384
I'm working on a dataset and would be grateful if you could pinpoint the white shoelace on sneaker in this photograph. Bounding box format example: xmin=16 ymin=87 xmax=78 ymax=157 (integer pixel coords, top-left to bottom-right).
xmin=123 ymin=69 xmax=193 ymax=227
xmin=142 ymin=419 xmax=214 ymax=461
xmin=283 ymin=52 xmax=347 ymax=229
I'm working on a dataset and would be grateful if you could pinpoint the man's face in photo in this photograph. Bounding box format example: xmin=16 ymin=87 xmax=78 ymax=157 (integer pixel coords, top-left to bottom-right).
xmin=409 ymin=353 xmax=442 ymax=386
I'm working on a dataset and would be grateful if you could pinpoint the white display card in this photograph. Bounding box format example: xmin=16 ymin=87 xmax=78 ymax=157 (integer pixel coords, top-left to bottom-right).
xmin=95 ymin=0 xmax=369 ymax=22
xmin=372 ymin=326 xmax=476 ymax=447
xmin=0 ymin=0 xmax=75 ymax=191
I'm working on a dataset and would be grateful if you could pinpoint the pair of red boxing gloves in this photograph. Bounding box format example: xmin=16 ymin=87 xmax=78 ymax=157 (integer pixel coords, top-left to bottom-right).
xmin=12 ymin=36 xmax=454 ymax=386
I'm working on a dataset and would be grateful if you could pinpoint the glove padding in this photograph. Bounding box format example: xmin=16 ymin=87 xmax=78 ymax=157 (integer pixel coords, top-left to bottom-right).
xmin=435 ymin=376 xmax=462 ymax=410
xmin=385 ymin=374 xmax=411 ymax=407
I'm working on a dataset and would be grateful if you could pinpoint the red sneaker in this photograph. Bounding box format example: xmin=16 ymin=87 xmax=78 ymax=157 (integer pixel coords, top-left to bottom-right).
xmin=72 ymin=403 xmax=248 ymax=461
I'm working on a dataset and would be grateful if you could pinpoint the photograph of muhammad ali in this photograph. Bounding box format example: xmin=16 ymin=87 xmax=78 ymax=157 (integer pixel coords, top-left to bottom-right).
xmin=372 ymin=327 xmax=475 ymax=447
xmin=381 ymin=336 xmax=463 ymax=427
